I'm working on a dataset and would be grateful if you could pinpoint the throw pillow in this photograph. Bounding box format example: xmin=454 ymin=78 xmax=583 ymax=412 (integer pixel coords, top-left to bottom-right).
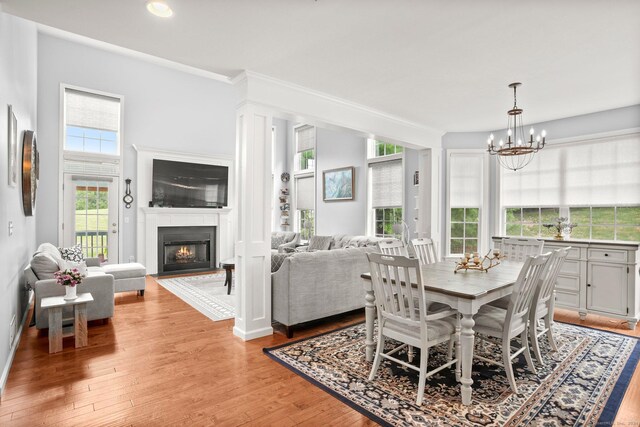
xmin=271 ymin=253 xmax=293 ymax=272
xmin=62 ymin=260 xmax=88 ymax=276
xmin=58 ymin=244 xmax=84 ymax=262
xmin=271 ymin=235 xmax=285 ymax=250
xmin=30 ymin=252 xmax=62 ymax=280
xmin=308 ymin=235 xmax=332 ymax=251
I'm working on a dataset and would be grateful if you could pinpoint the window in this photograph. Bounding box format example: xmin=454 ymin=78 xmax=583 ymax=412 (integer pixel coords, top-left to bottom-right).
xmin=505 ymin=207 xmax=560 ymax=238
xmin=501 ymin=133 xmax=640 ymax=242
xmin=295 ymin=125 xmax=315 ymax=171
xmin=298 ymin=209 xmax=315 ymax=240
xmin=569 ymin=206 xmax=640 ymax=241
xmin=450 ymin=208 xmax=479 ymax=254
xmin=64 ymin=88 xmax=121 ymax=156
xmin=372 ymin=140 xmax=403 ymax=158
xmin=447 ymin=151 xmax=487 ymax=256
xmin=295 ymin=175 xmax=315 ymax=240
xmin=370 ymin=159 xmax=403 ymax=237
xmin=374 ymin=207 xmax=403 ymax=238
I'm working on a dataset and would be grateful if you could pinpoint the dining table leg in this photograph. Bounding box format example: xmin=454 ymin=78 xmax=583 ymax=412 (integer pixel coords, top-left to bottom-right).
xmin=460 ymin=313 xmax=475 ymax=405
xmin=364 ymin=282 xmax=376 ymax=362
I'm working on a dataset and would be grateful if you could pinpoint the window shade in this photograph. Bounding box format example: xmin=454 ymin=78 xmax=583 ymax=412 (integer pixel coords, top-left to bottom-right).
xmin=450 ymin=153 xmax=484 ymax=207
xmin=502 ymin=133 xmax=640 ymax=206
xmin=65 ymin=88 xmax=121 ymax=132
xmin=296 ymin=125 xmax=315 ymax=153
xmin=371 ymin=159 xmax=402 ymax=208
xmin=296 ymin=176 xmax=315 ymax=210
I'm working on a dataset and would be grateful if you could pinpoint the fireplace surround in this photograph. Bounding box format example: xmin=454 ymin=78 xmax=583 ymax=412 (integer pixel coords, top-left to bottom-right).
xmin=157 ymin=226 xmax=216 ymax=275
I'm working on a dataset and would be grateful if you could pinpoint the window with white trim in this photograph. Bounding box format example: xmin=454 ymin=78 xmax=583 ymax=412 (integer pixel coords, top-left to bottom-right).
xmin=501 ymin=133 xmax=640 ymax=242
xmin=447 ymin=151 xmax=487 ymax=256
xmin=295 ymin=175 xmax=315 ymax=240
xmin=294 ymin=125 xmax=315 ymax=172
xmin=369 ymin=159 xmax=403 ymax=237
xmin=64 ymin=88 xmax=121 ymax=156
xmin=370 ymin=140 xmax=404 ymax=158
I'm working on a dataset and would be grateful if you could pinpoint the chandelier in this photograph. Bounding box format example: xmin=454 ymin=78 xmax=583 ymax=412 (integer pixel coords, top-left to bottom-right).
xmin=487 ymin=82 xmax=546 ymax=171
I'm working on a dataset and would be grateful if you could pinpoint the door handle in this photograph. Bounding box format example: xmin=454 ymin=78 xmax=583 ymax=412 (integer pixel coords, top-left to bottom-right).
xmin=112 ymin=230 xmax=117 ymax=234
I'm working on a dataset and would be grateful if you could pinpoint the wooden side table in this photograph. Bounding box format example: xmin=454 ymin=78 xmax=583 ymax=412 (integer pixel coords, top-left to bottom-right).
xmin=41 ymin=293 xmax=94 ymax=354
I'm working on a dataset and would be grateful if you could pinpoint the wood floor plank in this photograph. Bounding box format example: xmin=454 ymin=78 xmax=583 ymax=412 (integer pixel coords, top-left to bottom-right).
xmin=0 ymin=275 xmax=637 ymax=426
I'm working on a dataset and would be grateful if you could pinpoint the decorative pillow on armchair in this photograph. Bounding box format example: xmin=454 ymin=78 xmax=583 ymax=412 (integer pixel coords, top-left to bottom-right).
xmin=58 ymin=244 xmax=84 ymax=262
xmin=271 ymin=253 xmax=293 ymax=272
xmin=271 ymin=235 xmax=285 ymax=250
xmin=307 ymin=235 xmax=332 ymax=251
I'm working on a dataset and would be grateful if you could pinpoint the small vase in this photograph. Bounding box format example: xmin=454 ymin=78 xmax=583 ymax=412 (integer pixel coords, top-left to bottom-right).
xmin=64 ymin=285 xmax=78 ymax=301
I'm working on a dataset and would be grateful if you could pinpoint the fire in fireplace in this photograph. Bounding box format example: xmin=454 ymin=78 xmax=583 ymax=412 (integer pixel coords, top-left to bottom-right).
xmin=157 ymin=226 xmax=216 ymax=275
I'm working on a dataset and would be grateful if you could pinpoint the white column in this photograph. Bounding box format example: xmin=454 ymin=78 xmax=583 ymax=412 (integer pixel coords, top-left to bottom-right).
xmin=233 ymin=103 xmax=274 ymax=340
xmin=417 ymin=149 xmax=441 ymax=258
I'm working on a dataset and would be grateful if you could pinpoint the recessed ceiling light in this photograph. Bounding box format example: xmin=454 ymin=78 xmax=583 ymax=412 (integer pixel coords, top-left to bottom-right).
xmin=146 ymin=0 xmax=173 ymax=18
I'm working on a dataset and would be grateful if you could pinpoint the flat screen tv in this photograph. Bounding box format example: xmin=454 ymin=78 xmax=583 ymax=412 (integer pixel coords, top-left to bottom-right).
xmin=152 ymin=159 xmax=228 ymax=208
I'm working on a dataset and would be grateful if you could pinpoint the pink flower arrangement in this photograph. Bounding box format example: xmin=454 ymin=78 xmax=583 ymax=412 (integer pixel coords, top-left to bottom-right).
xmin=54 ymin=268 xmax=85 ymax=287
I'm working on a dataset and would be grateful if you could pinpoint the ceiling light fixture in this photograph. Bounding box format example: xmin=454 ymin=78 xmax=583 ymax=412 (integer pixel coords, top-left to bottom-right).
xmin=146 ymin=0 xmax=173 ymax=18
xmin=486 ymin=82 xmax=546 ymax=171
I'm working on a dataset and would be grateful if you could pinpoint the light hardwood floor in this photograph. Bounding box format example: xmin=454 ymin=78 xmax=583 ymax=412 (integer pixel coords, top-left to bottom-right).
xmin=1 ymin=275 xmax=638 ymax=426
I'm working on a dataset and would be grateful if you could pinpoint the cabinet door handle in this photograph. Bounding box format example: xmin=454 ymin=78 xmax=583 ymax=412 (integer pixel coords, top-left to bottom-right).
xmin=587 ymin=283 xmax=591 ymax=287
xmin=604 ymin=253 xmax=609 ymax=257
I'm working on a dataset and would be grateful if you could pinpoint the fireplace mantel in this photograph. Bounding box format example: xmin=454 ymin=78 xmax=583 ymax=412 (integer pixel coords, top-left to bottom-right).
xmin=137 ymin=207 xmax=233 ymax=275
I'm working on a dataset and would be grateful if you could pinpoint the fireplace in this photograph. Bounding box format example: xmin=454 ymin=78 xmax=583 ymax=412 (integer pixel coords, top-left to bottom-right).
xmin=157 ymin=226 xmax=216 ymax=275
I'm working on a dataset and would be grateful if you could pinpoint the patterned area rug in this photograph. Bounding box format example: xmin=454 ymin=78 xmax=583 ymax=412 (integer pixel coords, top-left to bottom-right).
xmin=264 ymin=322 xmax=639 ymax=426
xmin=156 ymin=272 xmax=235 ymax=321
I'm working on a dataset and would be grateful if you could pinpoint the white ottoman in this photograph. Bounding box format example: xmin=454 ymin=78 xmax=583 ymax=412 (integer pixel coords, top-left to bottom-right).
xmin=101 ymin=263 xmax=147 ymax=295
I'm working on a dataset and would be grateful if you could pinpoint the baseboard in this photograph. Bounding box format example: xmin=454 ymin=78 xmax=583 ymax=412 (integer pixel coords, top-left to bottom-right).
xmin=233 ymin=325 xmax=274 ymax=341
xmin=0 ymin=290 xmax=33 ymax=399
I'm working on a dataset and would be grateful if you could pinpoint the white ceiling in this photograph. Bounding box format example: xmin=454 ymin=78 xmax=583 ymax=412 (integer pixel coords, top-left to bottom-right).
xmin=3 ymin=0 xmax=639 ymax=132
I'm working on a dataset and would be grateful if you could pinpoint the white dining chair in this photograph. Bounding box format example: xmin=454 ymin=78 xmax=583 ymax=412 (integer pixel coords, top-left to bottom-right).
xmin=472 ymin=252 xmax=552 ymax=394
xmin=378 ymin=239 xmax=407 ymax=256
xmin=528 ymin=246 xmax=571 ymax=364
xmin=366 ymin=252 xmax=460 ymax=405
xmin=500 ymin=237 xmax=544 ymax=262
xmin=410 ymin=238 xmax=438 ymax=265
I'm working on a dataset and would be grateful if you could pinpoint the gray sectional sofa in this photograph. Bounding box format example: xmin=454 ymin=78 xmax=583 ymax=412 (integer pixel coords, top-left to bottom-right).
xmin=271 ymin=234 xmax=383 ymax=337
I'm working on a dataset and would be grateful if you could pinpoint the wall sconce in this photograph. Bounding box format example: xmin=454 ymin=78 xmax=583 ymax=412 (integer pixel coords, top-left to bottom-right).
xmin=123 ymin=178 xmax=134 ymax=208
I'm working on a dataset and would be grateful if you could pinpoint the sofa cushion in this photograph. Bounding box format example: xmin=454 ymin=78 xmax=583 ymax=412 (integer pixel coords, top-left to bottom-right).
xmin=58 ymin=244 xmax=83 ymax=262
xmin=101 ymin=263 xmax=146 ymax=280
xmin=30 ymin=252 xmax=62 ymax=280
xmin=271 ymin=253 xmax=293 ymax=272
xmin=308 ymin=235 xmax=332 ymax=251
xmin=271 ymin=235 xmax=285 ymax=250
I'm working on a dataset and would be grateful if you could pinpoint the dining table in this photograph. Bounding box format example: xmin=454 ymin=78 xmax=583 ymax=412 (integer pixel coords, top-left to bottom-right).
xmin=360 ymin=260 xmax=524 ymax=406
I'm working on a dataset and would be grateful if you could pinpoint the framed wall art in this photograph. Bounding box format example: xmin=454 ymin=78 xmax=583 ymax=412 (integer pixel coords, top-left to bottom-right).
xmin=322 ymin=166 xmax=354 ymax=201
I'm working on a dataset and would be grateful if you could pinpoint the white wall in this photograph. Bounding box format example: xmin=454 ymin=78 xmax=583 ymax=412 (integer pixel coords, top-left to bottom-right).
xmin=271 ymin=118 xmax=289 ymax=231
xmin=440 ymin=105 xmax=640 ymax=255
xmin=36 ymin=33 xmax=238 ymax=262
xmin=0 ymin=11 xmax=37 ymax=392
xmin=315 ymin=127 xmax=368 ymax=236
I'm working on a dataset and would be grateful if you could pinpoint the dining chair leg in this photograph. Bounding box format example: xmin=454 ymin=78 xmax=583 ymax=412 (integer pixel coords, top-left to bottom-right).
xmin=455 ymin=326 xmax=461 ymax=382
xmin=529 ymin=319 xmax=543 ymax=365
xmin=447 ymin=339 xmax=454 ymax=361
xmin=502 ymin=339 xmax=518 ymax=394
xmin=416 ymin=348 xmax=428 ymax=405
xmin=368 ymin=330 xmax=385 ymax=381
xmin=521 ymin=330 xmax=537 ymax=375
xmin=545 ymin=314 xmax=557 ymax=351
xmin=408 ymin=345 xmax=415 ymax=363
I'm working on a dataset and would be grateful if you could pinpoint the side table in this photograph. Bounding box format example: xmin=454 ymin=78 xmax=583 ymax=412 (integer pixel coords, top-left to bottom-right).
xmin=41 ymin=293 xmax=94 ymax=353
xmin=220 ymin=259 xmax=235 ymax=295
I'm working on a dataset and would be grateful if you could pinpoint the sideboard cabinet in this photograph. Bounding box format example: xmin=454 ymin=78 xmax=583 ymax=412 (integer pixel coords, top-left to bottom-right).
xmin=492 ymin=237 xmax=639 ymax=330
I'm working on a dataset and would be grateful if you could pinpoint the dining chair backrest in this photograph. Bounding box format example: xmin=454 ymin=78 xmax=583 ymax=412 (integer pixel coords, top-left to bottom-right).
xmin=504 ymin=252 xmax=552 ymax=336
xmin=378 ymin=239 xmax=407 ymax=257
xmin=410 ymin=238 xmax=438 ymax=265
xmin=366 ymin=252 xmax=425 ymax=326
xmin=533 ymin=246 xmax=571 ymax=316
xmin=501 ymin=238 xmax=544 ymax=262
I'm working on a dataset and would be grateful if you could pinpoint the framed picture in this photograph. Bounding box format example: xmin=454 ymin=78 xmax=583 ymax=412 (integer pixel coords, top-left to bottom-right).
xmin=8 ymin=105 xmax=17 ymax=187
xmin=322 ymin=166 xmax=355 ymax=201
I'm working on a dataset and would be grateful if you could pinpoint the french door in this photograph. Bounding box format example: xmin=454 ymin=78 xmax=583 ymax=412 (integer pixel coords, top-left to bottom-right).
xmin=63 ymin=174 xmax=119 ymax=263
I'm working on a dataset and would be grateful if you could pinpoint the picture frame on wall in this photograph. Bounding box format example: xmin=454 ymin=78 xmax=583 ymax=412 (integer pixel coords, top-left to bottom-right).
xmin=322 ymin=166 xmax=355 ymax=201
xmin=7 ymin=105 xmax=17 ymax=187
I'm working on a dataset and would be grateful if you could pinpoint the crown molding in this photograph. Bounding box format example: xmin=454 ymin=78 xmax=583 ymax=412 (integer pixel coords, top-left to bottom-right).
xmin=36 ymin=23 xmax=232 ymax=84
